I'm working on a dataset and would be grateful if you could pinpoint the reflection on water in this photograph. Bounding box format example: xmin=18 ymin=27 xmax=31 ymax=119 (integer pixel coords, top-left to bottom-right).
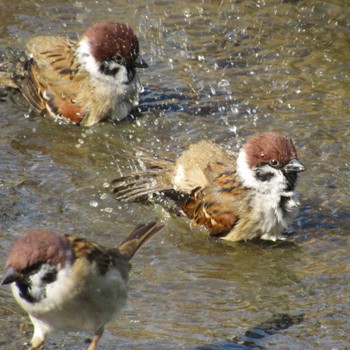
xmin=0 ymin=0 xmax=349 ymax=349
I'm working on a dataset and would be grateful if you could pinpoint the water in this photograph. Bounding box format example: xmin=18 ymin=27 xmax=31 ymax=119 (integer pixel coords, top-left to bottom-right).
xmin=0 ymin=0 xmax=349 ymax=349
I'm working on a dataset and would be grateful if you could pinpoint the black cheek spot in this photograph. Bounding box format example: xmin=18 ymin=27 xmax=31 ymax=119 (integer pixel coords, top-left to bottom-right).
xmin=99 ymin=62 xmax=120 ymax=76
xmin=16 ymin=280 xmax=38 ymax=303
xmin=255 ymin=170 xmax=274 ymax=182
xmin=42 ymin=270 xmax=57 ymax=284
xmin=110 ymin=67 xmax=120 ymax=75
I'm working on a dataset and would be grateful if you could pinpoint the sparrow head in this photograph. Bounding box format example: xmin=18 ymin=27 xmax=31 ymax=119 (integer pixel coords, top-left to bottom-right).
xmin=238 ymin=132 xmax=305 ymax=191
xmin=77 ymin=21 xmax=147 ymax=82
xmin=1 ymin=230 xmax=73 ymax=302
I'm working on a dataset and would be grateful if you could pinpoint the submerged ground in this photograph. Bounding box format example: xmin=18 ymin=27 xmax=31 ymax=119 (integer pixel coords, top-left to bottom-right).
xmin=0 ymin=1 xmax=349 ymax=349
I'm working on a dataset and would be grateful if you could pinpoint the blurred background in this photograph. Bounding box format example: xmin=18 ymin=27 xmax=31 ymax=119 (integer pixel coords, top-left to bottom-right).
xmin=0 ymin=0 xmax=349 ymax=349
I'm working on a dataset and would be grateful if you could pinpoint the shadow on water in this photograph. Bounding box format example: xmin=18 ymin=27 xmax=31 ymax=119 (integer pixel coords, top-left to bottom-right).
xmin=194 ymin=313 xmax=304 ymax=350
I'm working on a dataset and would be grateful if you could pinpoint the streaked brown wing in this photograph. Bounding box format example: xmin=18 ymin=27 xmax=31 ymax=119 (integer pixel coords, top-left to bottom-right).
xmin=27 ymin=36 xmax=79 ymax=78
xmin=20 ymin=61 xmax=46 ymax=112
xmin=182 ymin=165 xmax=242 ymax=236
xmin=21 ymin=36 xmax=85 ymax=123
xmin=65 ymin=235 xmax=129 ymax=276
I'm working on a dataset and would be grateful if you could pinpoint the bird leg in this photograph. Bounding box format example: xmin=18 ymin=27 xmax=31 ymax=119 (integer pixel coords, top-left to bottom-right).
xmin=28 ymin=339 xmax=44 ymax=350
xmin=28 ymin=316 xmax=48 ymax=350
xmin=87 ymin=327 xmax=104 ymax=350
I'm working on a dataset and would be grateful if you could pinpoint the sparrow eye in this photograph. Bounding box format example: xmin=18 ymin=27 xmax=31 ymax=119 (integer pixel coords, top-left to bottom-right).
xmin=114 ymin=54 xmax=122 ymax=63
xmin=269 ymin=159 xmax=280 ymax=168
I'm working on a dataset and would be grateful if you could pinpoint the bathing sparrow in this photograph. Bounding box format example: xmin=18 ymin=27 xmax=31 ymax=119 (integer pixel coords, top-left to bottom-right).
xmin=7 ymin=21 xmax=148 ymax=126
xmin=111 ymin=132 xmax=305 ymax=241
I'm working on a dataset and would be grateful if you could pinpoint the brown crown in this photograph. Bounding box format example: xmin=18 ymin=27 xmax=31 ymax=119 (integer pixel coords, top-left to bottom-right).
xmin=6 ymin=230 xmax=71 ymax=271
xmin=83 ymin=21 xmax=140 ymax=65
xmin=243 ymin=132 xmax=298 ymax=169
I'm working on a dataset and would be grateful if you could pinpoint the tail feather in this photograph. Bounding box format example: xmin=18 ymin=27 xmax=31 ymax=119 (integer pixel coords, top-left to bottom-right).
xmin=113 ymin=184 xmax=169 ymax=202
xmin=118 ymin=222 xmax=164 ymax=260
xmin=111 ymin=148 xmax=175 ymax=201
xmin=20 ymin=62 xmax=46 ymax=113
xmin=111 ymin=171 xmax=170 ymax=201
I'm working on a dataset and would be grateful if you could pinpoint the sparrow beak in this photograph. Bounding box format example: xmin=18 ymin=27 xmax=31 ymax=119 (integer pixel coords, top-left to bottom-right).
xmin=1 ymin=266 xmax=23 ymax=285
xmin=134 ymin=55 xmax=148 ymax=68
xmin=283 ymin=159 xmax=306 ymax=173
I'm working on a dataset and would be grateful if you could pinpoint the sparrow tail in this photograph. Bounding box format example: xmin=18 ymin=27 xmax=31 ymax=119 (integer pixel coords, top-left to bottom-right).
xmin=111 ymin=147 xmax=175 ymax=202
xmin=118 ymin=222 xmax=164 ymax=260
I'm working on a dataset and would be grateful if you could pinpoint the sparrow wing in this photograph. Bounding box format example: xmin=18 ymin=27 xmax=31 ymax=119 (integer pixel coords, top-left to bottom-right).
xmin=21 ymin=36 xmax=85 ymax=123
xmin=65 ymin=235 xmax=131 ymax=278
xmin=26 ymin=36 xmax=79 ymax=77
xmin=173 ymin=141 xmax=234 ymax=192
xmin=181 ymin=163 xmax=244 ymax=237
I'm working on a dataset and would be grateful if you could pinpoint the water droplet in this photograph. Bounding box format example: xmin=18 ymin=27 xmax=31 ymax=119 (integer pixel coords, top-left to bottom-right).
xmin=89 ymin=200 xmax=98 ymax=208
xmin=218 ymin=79 xmax=230 ymax=88
xmin=229 ymin=126 xmax=237 ymax=134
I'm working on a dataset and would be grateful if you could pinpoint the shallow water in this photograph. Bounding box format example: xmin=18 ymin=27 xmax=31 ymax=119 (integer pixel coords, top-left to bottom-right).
xmin=0 ymin=0 xmax=349 ymax=349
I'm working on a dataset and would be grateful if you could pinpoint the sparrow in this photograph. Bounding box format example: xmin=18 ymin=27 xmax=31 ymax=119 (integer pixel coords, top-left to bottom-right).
xmin=5 ymin=21 xmax=148 ymax=126
xmin=1 ymin=222 xmax=163 ymax=350
xmin=111 ymin=132 xmax=306 ymax=242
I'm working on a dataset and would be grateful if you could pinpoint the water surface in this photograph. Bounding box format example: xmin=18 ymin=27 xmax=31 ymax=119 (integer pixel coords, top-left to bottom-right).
xmin=0 ymin=1 xmax=349 ymax=349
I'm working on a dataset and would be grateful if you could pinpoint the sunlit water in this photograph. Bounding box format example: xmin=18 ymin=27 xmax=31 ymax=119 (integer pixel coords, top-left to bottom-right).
xmin=0 ymin=1 xmax=349 ymax=349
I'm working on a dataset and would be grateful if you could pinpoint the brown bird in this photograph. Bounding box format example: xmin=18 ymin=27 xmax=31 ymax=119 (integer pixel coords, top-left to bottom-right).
xmin=2 ymin=21 xmax=148 ymax=126
xmin=1 ymin=222 xmax=163 ymax=350
xmin=111 ymin=132 xmax=306 ymax=242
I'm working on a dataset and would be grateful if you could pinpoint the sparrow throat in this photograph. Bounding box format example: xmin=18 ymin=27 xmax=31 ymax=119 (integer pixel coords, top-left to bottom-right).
xmin=283 ymin=171 xmax=298 ymax=191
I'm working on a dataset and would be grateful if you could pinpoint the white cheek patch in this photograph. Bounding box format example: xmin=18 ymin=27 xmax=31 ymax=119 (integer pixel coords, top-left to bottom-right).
xmin=76 ymin=38 xmax=100 ymax=76
xmin=236 ymin=151 xmax=260 ymax=188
